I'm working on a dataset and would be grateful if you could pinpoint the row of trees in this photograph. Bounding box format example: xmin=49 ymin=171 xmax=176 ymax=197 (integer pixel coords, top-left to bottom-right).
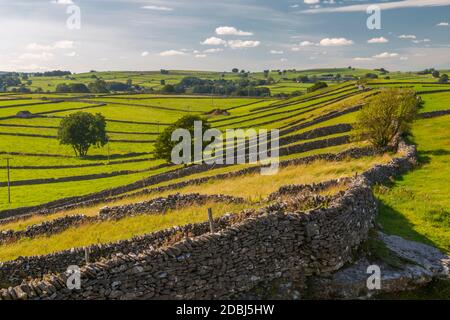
xmin=160 ymin=77 xmax=271 ymax=97
xmin=417 ymin=68 xmax=449 ymax=83
xmin=55 ymin=79 xmax=147 ymax=93
xmin=0 ymin=73 xmax=22 ymax=91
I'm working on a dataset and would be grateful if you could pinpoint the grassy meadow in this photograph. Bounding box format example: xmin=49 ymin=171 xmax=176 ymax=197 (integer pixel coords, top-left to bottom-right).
xmin=0 ymin=68 xmax=449 ymax=261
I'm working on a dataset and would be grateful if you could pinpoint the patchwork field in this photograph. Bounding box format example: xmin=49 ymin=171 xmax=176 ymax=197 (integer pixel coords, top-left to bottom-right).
xmin=0 ymin=69 xmax=449 ymax=300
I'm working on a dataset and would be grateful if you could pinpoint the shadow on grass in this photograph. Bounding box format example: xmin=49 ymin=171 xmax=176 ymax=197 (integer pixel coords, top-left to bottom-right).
xmin=376 ymin=200 xmax=444 ymax=252
xmin=80 ymin=152 xmax=154 ymax=161
xmin=420 ymin=149 xmax=450 ymax=157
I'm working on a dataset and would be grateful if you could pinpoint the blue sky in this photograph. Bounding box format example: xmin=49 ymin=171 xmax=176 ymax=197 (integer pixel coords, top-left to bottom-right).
xmin=0 ymin=0 xmax=449 ymax=72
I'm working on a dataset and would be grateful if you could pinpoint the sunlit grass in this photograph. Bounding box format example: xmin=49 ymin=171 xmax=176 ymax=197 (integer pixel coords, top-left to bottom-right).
xmin=0 ymin=151 xmax=389 ymax=232
xmin=0 ymin=201 xmax=255 ymax=262
xmin=375 ymin=115 xmax=450 ymax=253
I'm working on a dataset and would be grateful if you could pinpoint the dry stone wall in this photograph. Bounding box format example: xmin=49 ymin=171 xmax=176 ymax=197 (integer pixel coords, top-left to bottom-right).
xmin=0 ymin=139 xmax=376 ymax=221
xmin=0 ymin=177 xmax=377 ymax=300
xmin=419 ymin=109 xmax=450 ymax=119
xmin=0 ymin=194 xmax=243 ymax=246
xmin=0 ymin=141 xmax=418 ymax=300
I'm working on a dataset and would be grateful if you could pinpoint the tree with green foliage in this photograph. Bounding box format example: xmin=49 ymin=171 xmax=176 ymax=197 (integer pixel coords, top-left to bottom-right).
xmin=354 ymin=89 xmax=420 ymax=149
xmin=307 ymin=81 xmax=328 ymax=93
xmin=88 ymin=79 xmax=109 ymax=93
xmin=154 ymin=115 xmax=211 ymax=162
xmin=161 ymin=84 xmax=175 ymax=93
xmin=438 ymin=74 xmax=448 ymax=83
xmin=56 ymin=83 xmax=90 ymax=93
xmin=57 ymin=112 xmax=109 ymax=157
xmin=432 ymin=70 xmax=440 ymax=78
xmin=365 ymin=73 xmax=379 ymax=79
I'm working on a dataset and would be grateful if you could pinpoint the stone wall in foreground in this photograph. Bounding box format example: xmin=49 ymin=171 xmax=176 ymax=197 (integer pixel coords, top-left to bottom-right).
xmin=0 ymin=142 xmax=417 ymax=300
xmin=0 ymin=177 xmax=378 ymax=300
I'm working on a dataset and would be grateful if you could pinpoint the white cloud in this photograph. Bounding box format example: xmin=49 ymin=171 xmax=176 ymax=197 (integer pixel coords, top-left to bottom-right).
xmin=280 ymin=58 xmax=288 ymax=62
xmin=141 ymin=51 xmax=149 ymax=57
xmin=437 ymin=22 xmax=449 ymax=26
xmin=304 ymin=0 xmax=320 ymax=4
xmin=202 ymin=37 xmax=227 ymax=46
xmin=373 ymin=52 xmax=399 ymax=58
xmin=19 ymin=52 xmax=54 ymax=60
xmin=300 ymin=40 xmax=315 ymax=46
xmin=270 ymin=50 xmax=284 ymax=54
xmin=159 ymin=50 xmax=186 ymax=57
xmin=141 ymin=5 xmax=173 ymax=11
xmin=319 ymin=37 xmax=353 ymax=46
xmin=400 ymin=56 xmax=409 ymax=60
xmin=368 ymin=37 xmax=389 ymax=44
xmin=292 ymin=41 xmax=316 ymax=50
xmin=203 ymin=48 xmax=224 ymax=53
xmin=354 ymin=57 xmax=374 ymax=61
xmin=302 ymin=0 xmax=450 ymax=13
xmin=64 ymin=51 xmax=77 ymax=57
xmin=51 ymin=0 xmax=73 ymax=4
xmin=398 ymin=34 xmax=416 ymax=39
xmin=26 ymin=40 xmax=74 ymax=50
xmin=195 ymin=54 xmax=207 ymax=58
xmin=290 ymin=4 xmax=300 ymax=8
xmin=215 ymin=26 xmax=253 ymax=36
xmin=227 ymin=40 xmax=261 ymax=49
xmin=413 ymin=38 xmax=431 ymax=43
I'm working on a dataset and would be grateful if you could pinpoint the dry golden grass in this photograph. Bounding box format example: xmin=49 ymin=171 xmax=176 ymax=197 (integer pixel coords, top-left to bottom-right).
xmin=145 ymin=154 xmax=393 ymax=202
xmin=0 ymin=152 xmax=393 ymax=232
xmin=0 ymin=201 xmax=255 ymax=262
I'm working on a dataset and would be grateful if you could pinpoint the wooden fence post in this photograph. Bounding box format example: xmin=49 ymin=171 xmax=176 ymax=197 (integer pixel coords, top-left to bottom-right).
xmin=208 ymin=208 xmax=215 ymax=233
xmin=84 ymin=247 xmax=90 ymax=265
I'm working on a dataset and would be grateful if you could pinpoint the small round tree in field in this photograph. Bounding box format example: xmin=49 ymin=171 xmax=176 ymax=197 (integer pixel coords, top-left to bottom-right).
xmin=58 ymin=112 xmax=109 ymax=157
xmin=439 ymin=74 xmax=449 ymax=83
xmin=154 ymin=115 xmax=211 ymax=163
xmin=354 ymin=89 xmax=420 ymax=149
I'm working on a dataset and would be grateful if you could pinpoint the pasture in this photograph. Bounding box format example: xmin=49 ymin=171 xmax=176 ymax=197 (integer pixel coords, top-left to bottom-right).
xmin=0 ymin=69 xmax=449 ymax=261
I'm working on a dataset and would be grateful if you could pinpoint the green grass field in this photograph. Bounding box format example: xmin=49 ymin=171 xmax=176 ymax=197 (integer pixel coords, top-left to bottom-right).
xmin=0 ymin=69 xmax=449 ymax=260
xmin=376 ymin=115 xmax=450 ymax=253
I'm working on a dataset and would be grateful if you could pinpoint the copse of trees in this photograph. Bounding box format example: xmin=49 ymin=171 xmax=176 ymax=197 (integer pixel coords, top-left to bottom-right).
xmin=33 ymin=70 xmax=71 ymax=77
xmin=154 ymin=115 xmax=211 ymax=163
xmin=417 ymin=68 xmax=436 ymax=75
xmin=438 ymin=74 xmax=449 ymax=83
xmin=56 ymin=80 xmax=141 ymax=93
xmin=88 ymin=79 xmax=109 ymax=93
xmin=165 ymin=76 xmax=270 ymax=97
xmin=56 ymin=83 xmax=90 ymax=93
xmin=307 ymin=82 xmax=328 ymax=93
xmin=353 ymin=89 xmax=420 ymax=149
xmin=0 ymin=73 xmax=21 ymax=91
xmin=364 ymin=73 xmax=379 ymax=79
xmin=57 ymin=112 xmax=109 ymax=157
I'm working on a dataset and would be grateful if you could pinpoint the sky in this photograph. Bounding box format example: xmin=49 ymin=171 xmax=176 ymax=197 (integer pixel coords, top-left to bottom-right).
xmin=0 ymin=0 xmax=449 ymax=73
